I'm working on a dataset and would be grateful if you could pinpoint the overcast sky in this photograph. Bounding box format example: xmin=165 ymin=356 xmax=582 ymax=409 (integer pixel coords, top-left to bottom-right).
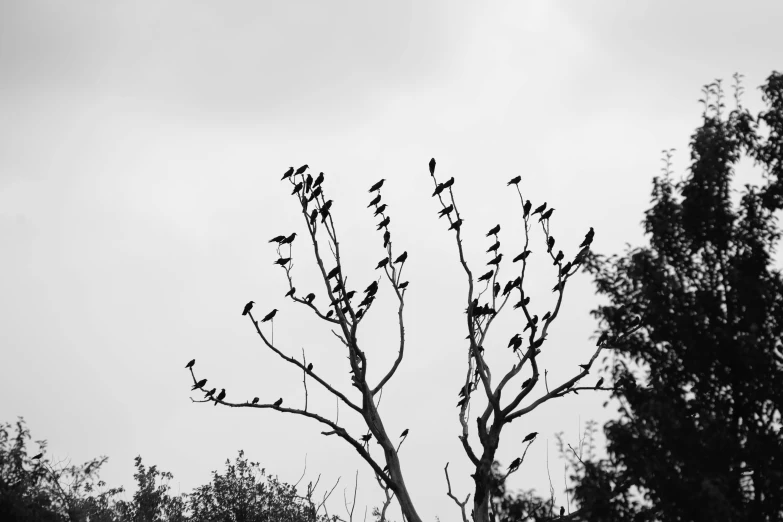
xmin=2 ymin=1 xmax=782 ymax=520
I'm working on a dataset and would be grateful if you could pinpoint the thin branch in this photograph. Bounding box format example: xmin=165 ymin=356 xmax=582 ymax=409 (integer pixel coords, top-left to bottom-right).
xmin=444 ymin=463 xmax=470 ymax=522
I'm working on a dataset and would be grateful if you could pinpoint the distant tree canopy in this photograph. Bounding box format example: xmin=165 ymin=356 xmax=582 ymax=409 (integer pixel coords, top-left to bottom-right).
xmin=0 ymin=418 xmax=336 ymax=522
xmin=569 ymin=72 xmax=783 ymax=521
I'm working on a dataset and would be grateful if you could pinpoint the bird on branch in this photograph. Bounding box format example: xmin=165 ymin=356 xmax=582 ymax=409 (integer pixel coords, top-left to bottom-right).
xmin=252 ymin=397 xmax=259 ymax=404
xmin=376 ymin=258 xmax=389 ymax=270
xmin=493 ymin=282 xmax=500 ymax=298
xmin=369 ymin=179 xmax=385 ymax=192
xmin=274 ymin=398 xmax=283 ymax=407
xmin=508 ymin=457 xmax=522 ymax=473
xmin=307 ymin=363 xmax=313 ymax=372
xmin=242 ymin=301 xmax=254 ymax=316
xmin=502 ymin=280 xmax=514 ymax=296
xmin=513 ymin=297 xmax=530 ymax=309
xmin=291 ymin=182 xmax=303 ymax=195
xmin=595 ymin=377 xmax=604 ymax=389
xmin=580 ymin=227 xmax=594 ymax=248
xmin=541 ymin=311 xmax=551 ymax=322
xmin=295 ymin=164 xmax=309 ymax=175
xmin=513 ymin=250 xmax=532 ymax=263
xmin=538 ymin=208 xmax=554 ymax=222
xmin=477 ymin=270 xmax=494 ymax=282
xmin=368 ymin=194 xmax=381 ymax=207
xmin=523 ymin=315 xmax=539 ymax=332
xmin=487 ymin=254 xmax=503 ymax=266
xmin=365 ymin=281 xmax=378 ymax=295
xmin=313 ymin=171 xmax=324 ymax=188
xmin=394 ymin=251 xmax=408 ymax=264
xmin=204 ymin=388 xmax=216 ymax=398
xmin=487 ymin=241 xmax=500 ymax=253
xmin=401 ymin=429 xmax=409 ymax=438
xmin=383 ymin=230 xmax=391 ymax=247
xmin=309 ymin=209 xmax=318 ymax=225
xmin=281 ymin=233 xmax=297 ymax=245
xmin=269 ymin=235 xmax=286 ymax=243
xmin=274 ymin=257 xmax=290 ymax=266
xmin=261 ymin=309 xmax=278 ymax=322
xmin=398 ymin=281 xmax=409 ymax=289
xmin=547 ymin=236 xmax=555 ymax=252
xmin=486 ymin=224 xmax=500 ymax=236
xmin=377 ymin=216 xmax=390 ymax=230
xmin=432 ymin=183 xmax=445 ymax=197
xmin=553 ymin=250 xmax=564 ymax=264
xmin=508 ymin=176 xmax=521 ymax=186
xmin=429 ymin=158 xmax=436 ymax=175
xmin=192 ymin=379 xmax=207 ymax=391
xmin=285 ymin=287 xmax=296 ymax=298
xmin=185 ymin=359 xmax=195 ymax=369
xmin=439 ymin=204 xmax=454 ymax=218
xmin=374 ymin=204 xmax=387 ymax=216
xmin=281 ymin=167 xmax=294 ymax=180
xmin=449 ymin=219 xmax=463 ymax=230
xmin=532 ymin=202 xmax=547 ymax=216
xmin=522 ymin=432 xmax=538 ymax=443
xmin=442 ymin=177 xmax=454 ymax=190
xmin=523 ymin=200 xmax=532 ymax=218
xmin=214 ymin=389 xmax=226 ymax=405
xmin=508 ymin=334 xmax=523 ymax=352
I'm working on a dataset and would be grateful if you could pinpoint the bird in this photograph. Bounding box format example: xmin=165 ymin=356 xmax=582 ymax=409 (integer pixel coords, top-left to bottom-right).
xmin=343 ymin=290 xmax=356 ymax=301
xmin=281 ymin=167 xmax=294 ymax=180
xmin=313 ymin=172 xmax=324 ymax=188
xmin=522 ymin=432 xmax=538 ymax=443
xmin=307 ymin=363 xmax=313 ymax=372
xmin=326 ymin=310 xmax=334 ymax=318
xmin=295 ymin=164 xmax=309 ymax=175
xmin=365 ymin=281 xmax=378 ymax=295
xmin=242 ymin=301 xmax=254 ymax=316
xmin=438 ymin=204 xmax=454 ymax=218
xmin=595 ymin=378 xmax=604 ymax=389
xmin=457 ymin=397 xmax=467 ymax=408
xmin=513 ymin=297 xmax=530 ymax=309
xmin=204 ymin=388 xmax=216 ymax=398
xmin=487 ymin=254 xmax=503 ymax=266
xmin=530 ymin=337 xmax=546 ymax=349
xmin=508 ymin=176 xmax=521 ymax=186
xmin=376 ymin=258 xmax=389 ymax=270
xmin=274 ymin=398 xmax=283 ymax=407
xmin=361 ymin=434 xmax=372 ymax=443
xmin=596 ymin=332 xmax=609 ymax=347
xmin=442 ymin=177 xmax=455 ymax=189
xmin=32 ymin=453 xmax=43 ymax=460
xmin=369 ymin=179 xmax=385 ymax=192
xmin=398 ymin=281 xmax=409 ymax=289
xmin=400 ymin=429 xmax=409 ymax=438
xmin=508 ymin=334 xmax=523 ymax=352
xmin=327 ymin=266 xmax=341 ymax=279
xmin=261 ymin=309 xmax=278 ymax=322
xmin=552 ymin=281 xmax=565 ymax=292
xmin=560 ymin=506 xmax=565 ymax=517
xmin=523 ymin=200 xmax=532 ymax=218
xmin=532 ymin=202 xmax=547 ymax=216
xmin=252 ymin=397 xmax=259 ymax=405
xmin=553 ymin=250 xmax=564 ymax=264
xmin=304 ymin=173 xmax=313 ymax=192
xmin=579 ymin=227 xmax=594 ymax=248
xmin=368 ymin=194 xmax=381 ymax=207
xmin=477 ymin=270 xmax=494 ymax=282
xmin=513 ymin=250 xmax=532 ymax=263
xmin=502 ymin=281 xmax=514 ymax=296
xmin=521 ymin=377 xmax=533 ymax=388
xmin=274 ymin=257 xmax=291 ymax=266
xmin=285 ymin=287 xmax=296 ymax=298
xmin=508 ymin=457 xmax=522 ymax=472
xmin=538 ymin=208 xmax=554 ymax=222
xmin=429 ymin=158 xmax=436 ymax=176
xmin=493 ymin=282 xmax=500 ymax=298
xmin=560 ymin=261 xmax=572 ymax=275
xmin=305 ymin=293 xmax=315 ymax=304
xmin=578 ymin=363 xmax=591 ymax=371
xmin=541 ymin=311 xmax=551 ymax=322
xmin=383 ymin=230 xmax=391 ymax=247
xmin=185 ymin=359 xmax=195 ymax=369
xmin=432 ymin=183 xmax=445 ymax=197
xmin=269 ymin=235 xmax=286 ymax=243
xmin=281 ymin=233 xmax=297 ymax=245
xmin=377 ymin=216 xmax=390 ymax=230
xmin=547 ymin=236 xmax=555 ymax=252
xmin=486 ymin=224 xmax=500 ymax=236
xmin=449 ymin=219 xmax=463 ymax=230
xmin=214 ymin=389 xmax=226 ymax=406
xmin=291 ymin=182 xmax=303 ymax=195
xmin=394 ymin=251 xmax=408 ymax=264
xmin=374 ymin=204 xmax=387 ymax=216
xmin=523 ymin=315 xmax=538 ymax=332
xmin=486 ymin=241 xmax=500 ymax=253
xmin=192 ymin=379 xmax=207 ymax=391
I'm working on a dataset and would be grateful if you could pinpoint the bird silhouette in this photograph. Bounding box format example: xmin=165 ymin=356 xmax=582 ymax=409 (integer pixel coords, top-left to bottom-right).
xmin=204 ymin=388 xmax=216 ymax=398
xmin=560 ymin=261 xmax=572 ymax=275
xmin=376 ymin=258 xmax=389 ymax=270
xmin=326 ymin=310 xmax=334 ymax=318
xmin=429 ymin=158 xmax=436 ymax=175
xmin=487 ymin=254 xmax=503 ymax=266
xmin=252 ymin=397 xmax=259 ymax=405
xmin=513 ymin=297 xmax=530 ymax=309
xmin=32 ymin=453 xmax=43 ymax=460
xmin=438 ymin=204 xmax=454 ymax=218
xmin=307 ymin=363 xmax=313 ymax=372
xmin=508 ymin=457 xmax=522 ymax=472
xmin=553 ymin=250 xmax=564 ymax=264
xmin=541 ymin=311 xmax=551 ymax=322
xmin=327 ymin=266 xmax=341 ymax=279
xmin=578 ymin=363 xmax=591 ymax=371
xmin=185 ymin=359 xmax=195 ymax=369
xmin=513 ymin=250 xmax=532 ymax=262
xmin=269 ymin=235 xmax=286 ymax=243
xmin=401 ymin=428 xmax=409 ymax=438
xmin=532 ymin=202 xmax=547 ymax=216
xmin=523 ymin=315 xmax=539 ymax=332
xmin=522 ymin=432 xmax=538 ymax=443
xmin=261 ymin=309 xmax=278 ymax=322
xmin=477 ymin=270 xmax=494 ymax=282
xmin=449 ymin=219 xmax=463 ymax=230
xmin=487 ymin=224 xmax=500 ymax=236
xmin=493 ymin=282 xmax=500 ymax=298
xmin=394 ymin=251 xmax=408 ymax=264
xmin=281 ymin=233 xmax=297 ymax=245
xmin=309 ymin=209 xmax=318 ymax=225
xmin=377 ymin=216 xmax=390 ymax=230
xmin=369 ymin=179 xmax=385 ymax=192
xmin=487 ymin=241 xmax=500 ymax=253
xmin=274 ymin=398 xmax=283 ymax=407
xmin=508 ymin=334 xmax=523 ymax=351
xmin=285 ymin=287 xmax=296 ymax=298
xmin=275 ymin=257 xmax=290 ymax=266
xmin=214 ymin=389 xmax=226 ymax=405
xmin=374 ymin=204 xmax=387 ymax=216
xmin=313 ymin=172 xmax=324 ymax=188
xmin=343 ymin=290 xmax=356 ymax=301
xmin=595 ymin=378 xmax=604 ymax=389
xmin=368 ymin=194 xmax=381 ymax=207
xmin=442 ymin=177 xmax=454 ymax=189
xmin=291 ymin=182 xmax=303 ymax=195
xmin=307 ymin=188 xmax=321 ymax=202
xmin=398 ymin=281 xmax=409 ymax=289
xmin=432 ymin=183 xmax=445 ymax=197
xmin=521 ymin=377 xmax=533 ymax=388
xmin=502 ymin=281 xmax=514 ymax=296
xmin=596 ymin=332 xmax=609 ymax=346
xmin=523 ymin=200 xmax=532 ymax=218
xmin=305 ymin=293 xmax=315 ymax=304
xmin=552 ymin=281 xmax=565 ymax=292
xmin=361 ymin=434 xmax=372 ymax=443
xmin=508 ymin=176 xmax=521 ymax=186
xmin=560 ymin=506 xmax=565 ymax=517
xmin=547 ymin=236 xmax=555 ymax=252
xmin=383 ymin=230 xmax=390 ymax=247
xmin=365 ymin=281 xmax=378 ymax=295
xmin=192 ymin=379 xmax=207 ymax=391
xmin=538 ymin=208 xmax=554 ymax=222
xmin=304 ymin=173 xmax=313 ymax=192
xmin=295 ymin=164 xmax=309 ymax=175
xmin=242 ymin=301 xmax=254 ymax=316
xmin=281 ymin=167 xmax=294 ymax=180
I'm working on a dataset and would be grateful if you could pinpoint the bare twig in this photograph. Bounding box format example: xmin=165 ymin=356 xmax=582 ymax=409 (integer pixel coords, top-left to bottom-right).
xmin=444 ymin=463 xmax=470 ymax=522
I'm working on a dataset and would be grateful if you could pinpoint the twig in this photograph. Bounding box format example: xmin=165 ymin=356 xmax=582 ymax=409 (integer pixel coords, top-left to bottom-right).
xmin=443 ymin=463 xmax=470 ymax=522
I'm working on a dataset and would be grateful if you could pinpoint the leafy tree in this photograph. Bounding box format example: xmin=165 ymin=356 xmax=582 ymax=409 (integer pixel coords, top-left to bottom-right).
xmin=113 ymin=456 xmax=186 ymax=522
xmin=568 ymin=71 xmax=783 ymax=521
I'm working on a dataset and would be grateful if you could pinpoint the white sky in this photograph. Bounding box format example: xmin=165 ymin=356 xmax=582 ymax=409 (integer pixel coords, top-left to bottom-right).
xmin=1 ymin=1 xmax=782 ymax=520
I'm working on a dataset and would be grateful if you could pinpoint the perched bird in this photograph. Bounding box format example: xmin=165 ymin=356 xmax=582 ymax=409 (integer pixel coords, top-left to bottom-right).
xmin=398 ymin=281 xmax=409 ymax=289
xmin=274 ymin=398 xmax=283 ymax=407
xmin=305 ymin=293 xmax=315 ymax=304
xmin=320 ymin=200 xmax=334 ymax=221
xmin=579 ymin=227 xmax=595 ymax=248
xmin=361 ymin=434 xmax=372 ymax=443
xmin=596 ymin=332 xmax=609 ymax=347
xmin=523 ymin=200 xmax=532 ymax=218
xmin=560 ymin=261 xmax=572 ymax=275
xmin=383 ymin=230 xmax=391 ymax=247
xmin=185 ymin=359 xmax=195 ymax=369
xmin=365 ymin=281 xmax=378 ymax=295
xmin=521 ymin=377 xmax=533 ymax=388
xmin=326 ymin=310 xmax=334 ymax=318
xmin=508 ymin=457 xmax=522 ymax=472
xmin=32 ymin=453 xmax=43 ymax=460
xmin=493 ymin=282 xmax=500 ymax=298
xmin=522 ymin=432 xmax=538 ymax=443
xmin=400 ymin=429 xmax=409 ymax=438
xmin=356 ymin=308 xmax=365 ymax=319
xmin=513 ymin=250 xmax=532 ymax=263
xmin=291 ymin=182 xmax=303 ymax=195
xmin=547 ymin=236 xmax=555 ymax=252
xmin=252 ymin=397 xmax=259 ymax=405
xmin=553 ymin=250 xmax=564 ymax=264
xmin=281 ymin=232 xmax=297 ymax=245
xmin=269 ymin=235 xmax=286 ymax=243
xmin=552 ymin=281 xmax=565 ymax=292
xmin=486 ymin=224 xmax=500 ymax=236
xmin=508 ymin=176 xmax=521 ymax=186
xmin=295 ymin=164 xmax=309 ymax=175
xmin=502 ymin=281 xmax=515 ymax=296
xmin=285 ymin=287 xmax=296 ymax=298
xmin=343 ymin=290 xmax=356 ymax=301
xmin=532 ymin=202 xmax=547 ymax=216
xmin=560 ymin=506 xmax=565 ymax=517
xmin=449 ymin=219 xmax=463 ymax=230
xmin=487 ymin=254 xmax=503 ymax=266
xmin=394 ymin=251 xmax=408 ymax=264
xmin=307 ymin=363 xmax=313 ymax=372
xmin=313 ymin=172 xmax=324 ymax=188
xmin=442 ymin=177 xmax=455 ymax=189
xmin=192 ymin=379 xmax=207 ymax=391
xmin=457 ymin=397 xmax=467 ymax=408
xmin=513 ymin=297 xmax=530 ymax=309
xmin=242 ymin=301 xmax=254 ymax=316
xmin=523 ymin=315 xmax=538 ymax=332
xmin=541 ymin=311 xmax=551 ymax=322
xmin=204 ymin=388 xmax=216 ymax=398
xmin=432 ymin=183 xmax=445 ymax=197
xmin=486 ymin=241 xmax=500 ymax=253
xmin=578 ymin=363 xmax=591 ymax=371
xmin=376 ymin=258 xmax=389 ymax=270
xmin=214 ymin=389 xmax=226 ymax=405
xmin=538 ymin=208 xmax=554 ymax=222
xmin=377 ymin=216 xmax=390 ymax=230
xmin=304 ymin=173 xmax=313 ymax=191
xmin=530 ymin=337 xmax=546 ymax=349
xmin=327 ymin=266 xmax=341 ymax=279
xmin=595 ymin=378 xmax=604 ymax=389
xmin=274 ymin=257 xmax=290 ymax=266
xmin=438 ymin=204 xmax=454 ymax=218
xmin=281 ymin=167 xmax=294 ymax=180
xmin=368 ymin=194 xmax=381 ymax=207
xmin=429 ymin=158 xmax=436 ymax=176
xmin=309 ymin=208 xmax=318 ymax=225
xmin=374 ymin=204 xmax=387 ymax=216
xmin=477 ymin=270 xmax=494 ymax=282
xmin=261 ymin=309 xmax=278 ymax=322
xmin=508 ymin=334 xmax=523 ymax=352
xmin=369 ymin=179 xmax=385 ymax=192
